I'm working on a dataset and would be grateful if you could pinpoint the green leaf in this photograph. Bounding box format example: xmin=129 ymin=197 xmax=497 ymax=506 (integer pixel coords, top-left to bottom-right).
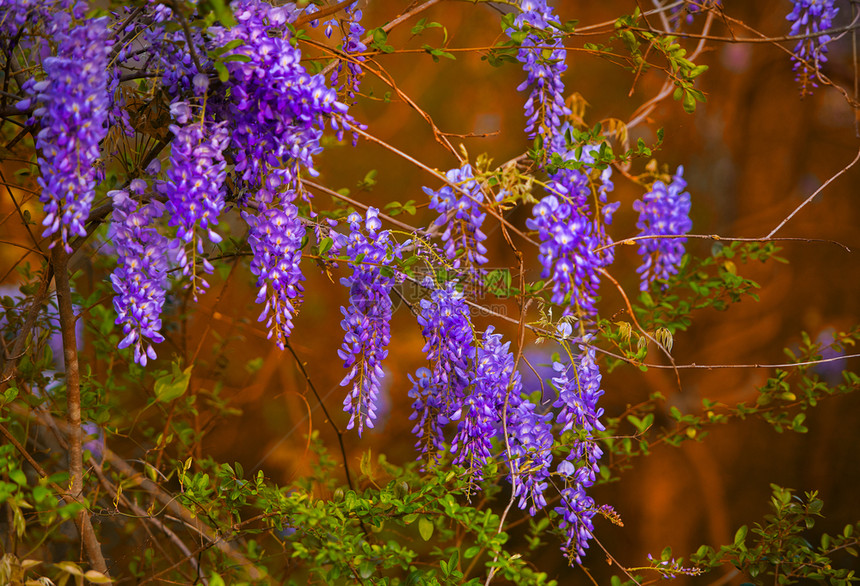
xmin=213 ymin=60 xmax=229 ymax=82
xmin=418 ymin=516 xmax=434 ymax=541
xmin=154 ymin=362 xmax=193 ymax=402
xmin=734 ymin=525 xmax=748 ymax=545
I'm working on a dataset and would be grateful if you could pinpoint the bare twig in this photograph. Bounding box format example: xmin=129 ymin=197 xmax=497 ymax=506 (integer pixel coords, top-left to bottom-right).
xmin=765 ymin=145 xmax=860 ymax=238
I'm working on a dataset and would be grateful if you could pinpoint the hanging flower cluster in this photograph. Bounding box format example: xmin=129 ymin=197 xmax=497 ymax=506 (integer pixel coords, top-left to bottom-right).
xmin=424 ymin=164 xmax=489 ymax=267
xmin=510 ymin=0 xmax=570 ymax=147
xmin=507 ymin=390 xmax=554 ymax=516
xmin=159 ymin=117 xmax=230 ymax=299
xmin=527 ymin=195 xmax=605 ymax=316
xmin=243 ymin=201 xmax=305 ymax=349
xmin=786 ymin=0 xmax=839 ymax=94
xmin=339 ymin=209 xmax=402 ymax=436
xmin=210 ymin=0 xmax=349 ymax=202
xmin=108 ymin=186 xmax=169 ymax=367
xmin=633 ymin=167 xmax=693 ymax=291
xmin=449 ymin=327 xmax=509 ymax=485
xmin=553 ymin=336 xmax=606 ymax=563
xmin=410 ymin=281 xmax=475 ymax=461
xmin=32 ymin=15 xmax=110 ymax=251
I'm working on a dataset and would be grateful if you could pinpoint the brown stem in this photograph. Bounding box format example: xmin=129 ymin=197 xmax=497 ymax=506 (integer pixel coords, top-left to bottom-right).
xmin=51 ymin=246 xmax=110 ymax=575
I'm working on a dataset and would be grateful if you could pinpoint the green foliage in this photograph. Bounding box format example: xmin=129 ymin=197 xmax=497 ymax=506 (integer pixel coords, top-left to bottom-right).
xmin=691 ymin=486 xmax=860 ymax=585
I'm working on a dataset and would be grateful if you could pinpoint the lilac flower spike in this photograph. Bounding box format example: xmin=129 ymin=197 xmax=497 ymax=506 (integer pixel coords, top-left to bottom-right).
xmin=109 ymin=189 xmax=169 ymax=366
xmin=633 ymin=166 xmax=693 ymax=291
xmin=787 ymin=0 xmax=838 ymax=94
xmin=424 ymin=164 xmax=489 ymax=267
xmin=339 ymin=208 xmax=401 ymax=436
xmin=34 ymin=16 xmax=110 ymax=252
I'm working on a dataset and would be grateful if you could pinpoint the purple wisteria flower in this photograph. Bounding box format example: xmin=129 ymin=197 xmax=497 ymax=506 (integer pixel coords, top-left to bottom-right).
xmin=449 ymin=327 xmax=510 ymax=483
xmin=210 ymin=0 xmax=350 ymax=202
xmin=242 ymin=201 xmax=305 ymax=349
xmin=109 ymin=188 xmax=169 ymax=367
xmin=159 ymin=116 xmax=230 ymax=299
xmin=409 ymin=366 xmax=449 ymax=463
xmin=339 ymin=208 xmax=401 ymax=436
xmin=335 ymin=5 xmax=366 ymax=106
xmin=33 ymin=15 xmax=110 ymax=252
xmin=553 ymin=337 xmax=606 ymax=564
xmin=424 ymin=164 xmax=489 ymax=267
xmin=141 ymin=2 xmax=209 ymax=97
xmin=410 ymin=280 xmax=475 ymax=462
xmin=633 ymin=166 xmax=692 ymax=291
xmin=0 ymin=0 xmax=74 ymax=36
xmin=526 ymin=194 xmax=605 ymax=316
xmin=787 ymin=0 xmax=838 ymax=94
xmin=507 ymin=392 xmax=554 ymax=516
xmin=510 ymin=0 xmax=571 ymax=148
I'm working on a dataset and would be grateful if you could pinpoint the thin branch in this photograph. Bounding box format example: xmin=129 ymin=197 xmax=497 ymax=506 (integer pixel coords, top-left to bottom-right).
xmin=170 ymin=0 xmax=204 ymax=73
xmin=594 ymin=233 xmax=851 ymax=253
xmin=52 ymin=245 xmax=110 ymax=574
xmin=91 ymin=464 xmax=208 ymax=586
xmin=320 ymin=0 xmax=443 ymax=77
xmin=283 ymin=341 xmax=358 ymax=495
xmin=294 ymin=0 xmax=356 ymax=27
xmin=765 ymin=145 xmax=860 ymax=238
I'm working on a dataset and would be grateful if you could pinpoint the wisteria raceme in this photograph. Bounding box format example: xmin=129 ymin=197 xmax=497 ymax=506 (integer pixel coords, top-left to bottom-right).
xmin=32 ymin=15 xmax=110 ymax=252
xmin=510 ymin=0 xmax=571 ymax=149
xmin=339 ymin=209 xmax=401 ymax=436
xmin=633 ymin=166 xmax=693 ymax=291
xmin=787 ymin=0 xmax=838 ymax=94
xmin=411 ymin=281 xmax=475 ymax=462
xmin=243 ymin=201 xmax=305 ymax=349
xmin=506 ymin=393 xmax=554 ymax=516
xmin=159 ymin=116 xmax=230 ymax=298
xmin=526 ymin=194 xmax=605 ymax=316
xmin=448 ymin=327 xmax=516 ymax=490
xmin=553 ymin=334 xmax=606 ymax=564
xmin=424 ymin=164 xmax=489 ymax=267
xmin=109 ymin=188 xmax=169 ymax=367
xmin=408 ymin=366 xmax=449 ymax=463
xmin=210 ymin=0 xmax=350 ymax=203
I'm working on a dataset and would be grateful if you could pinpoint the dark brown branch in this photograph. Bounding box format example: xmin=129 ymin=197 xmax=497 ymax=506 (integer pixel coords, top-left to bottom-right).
xmin=294 ymin=0 xmax=356 ymax=27
xmin=170 ymin=0 xmax=204 ymax=74
xmin=52 ymin=245 xmax=110 ymax=574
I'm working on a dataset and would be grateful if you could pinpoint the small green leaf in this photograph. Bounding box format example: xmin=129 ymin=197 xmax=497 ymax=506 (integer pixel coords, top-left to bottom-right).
xmin=418 ymin=516 xmax=434 ymax=541
xmin=154 ymin=363 xmax=193 ymax=402
xmin=213 ymin=61 xmax=229 ymax=82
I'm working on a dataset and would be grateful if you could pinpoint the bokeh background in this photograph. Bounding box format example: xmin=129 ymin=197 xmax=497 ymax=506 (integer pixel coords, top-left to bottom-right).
xmin=1 ymin=0 xmax=859 ymax=582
